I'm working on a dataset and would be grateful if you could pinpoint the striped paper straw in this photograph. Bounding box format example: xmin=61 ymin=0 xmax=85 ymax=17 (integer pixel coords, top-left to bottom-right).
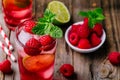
xmin=0 ymin=41 xmax=16 ymax=62
xmin=0 ymin=25 xmax=13 ymax=50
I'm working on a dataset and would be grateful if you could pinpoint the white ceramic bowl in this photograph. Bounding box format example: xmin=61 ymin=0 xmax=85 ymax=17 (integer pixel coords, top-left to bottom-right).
xmin=65 ymin=21 xmax=106 ymax=53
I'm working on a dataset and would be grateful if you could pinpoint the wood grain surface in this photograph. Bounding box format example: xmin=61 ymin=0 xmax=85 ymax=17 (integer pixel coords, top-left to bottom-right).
xmin=0 ymin=0 xmax=120 ymax=80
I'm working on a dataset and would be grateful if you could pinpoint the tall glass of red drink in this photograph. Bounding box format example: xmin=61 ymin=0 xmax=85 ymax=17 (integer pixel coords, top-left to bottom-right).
xmin=15 ymin=20 xmax=57 ymax=80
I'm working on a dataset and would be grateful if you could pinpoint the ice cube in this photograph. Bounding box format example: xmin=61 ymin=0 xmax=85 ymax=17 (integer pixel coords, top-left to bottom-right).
xmin=15 ymin=39 xmax=27 ymax=57
xmin=18 ymin=30 xmax=32 ymax=45
xmin=37 ymin=64 xmax=54 ymax=79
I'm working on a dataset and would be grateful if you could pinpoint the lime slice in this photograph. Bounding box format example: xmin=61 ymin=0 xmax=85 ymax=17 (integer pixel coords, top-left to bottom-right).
xmin=22 ymin=55 xmax=54 ymax=72
xmin=48 ymin=1 xmax=70 ymax=24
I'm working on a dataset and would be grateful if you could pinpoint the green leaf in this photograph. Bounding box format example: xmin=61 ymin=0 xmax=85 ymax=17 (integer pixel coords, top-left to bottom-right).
xmin=79 ymin=11 xmax=88 ymax=17
xmin=44 ymin=23 xmax=52 ymax=34
xmin=50 ymin=25 xmax=63 ymax=38
xmin=79 ymin=8 xmax=105 ymax=28
xmin=87 ymin=11 xmax=92 ymax=17
xmin=94 ymin=8 xmax=103 ymax=14
xmin=38 ymin=17 xmax=48 ymax=23
xmin=44 ymin=9 xmax=56 ymax=23
xmin=96 ymin=14 xmax=105 ymax=20
xmin=38 ymin=9 xmax=56 ymax=23
xmin=32 ymin=9 xmax=63 ymax=38
xmin=32 ymin=23 xmax=48 ymax=35
xmin=89 ymin=18 xmax=94 ymax=28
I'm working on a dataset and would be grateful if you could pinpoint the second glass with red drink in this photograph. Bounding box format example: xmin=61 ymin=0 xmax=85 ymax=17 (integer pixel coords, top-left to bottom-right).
xmin=2 ymin=0 xmax=33 ymax=30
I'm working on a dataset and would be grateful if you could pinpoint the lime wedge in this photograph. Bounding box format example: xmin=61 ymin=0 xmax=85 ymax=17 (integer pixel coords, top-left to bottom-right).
xmin=48 ymin=1 xmax=70 ymax=24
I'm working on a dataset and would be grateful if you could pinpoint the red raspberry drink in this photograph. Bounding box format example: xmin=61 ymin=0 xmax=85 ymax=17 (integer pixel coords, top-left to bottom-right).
xmin=2 ymin=0 xmax=32 ymax=30
xmin=15 ymin=20 xmax=57 ymax=80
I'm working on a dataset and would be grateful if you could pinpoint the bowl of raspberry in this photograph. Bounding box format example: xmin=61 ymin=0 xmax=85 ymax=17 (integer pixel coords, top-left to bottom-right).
xmin=65 ymin=18 xmax=106 ymax=53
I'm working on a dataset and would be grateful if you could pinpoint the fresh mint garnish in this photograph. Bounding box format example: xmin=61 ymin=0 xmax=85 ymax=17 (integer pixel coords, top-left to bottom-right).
xmin=50 ymin=25 xmax=63 ymax=38
xmin=39 ymin=9 xmax=56 ymax=23
xmin=32 ymin=9 xmax=63 ymax=38
xmin=79 ymin=8 xmax=105 ymax=28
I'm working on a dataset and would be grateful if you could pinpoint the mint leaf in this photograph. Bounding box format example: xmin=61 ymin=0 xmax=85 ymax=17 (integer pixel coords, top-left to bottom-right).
xmin=79 ymin=8 xmax=105 ymax=28
xmin=32 ymin=9 xmax=63 ymax=38
xmin=38 ymin=17 xmax=48 ymax=23
xmin=44 ymin=23 xmax=52 ymax=34
xmin=44 ymin=9 xmax=56 ymax=23
xmin=32 ymin=23 xmax=48 ymax=35
xmin=38 ymin=9 xmax=56 ymax=23
xmin=50 ymin=25 xmax=63 ymax=38
xmin=94 ymin=8 xmax=103 ymax=14
xmin=79 ymin=11 xmax=88 ymax=17
xmin=96 ymin=14 xmax=105 ymax=20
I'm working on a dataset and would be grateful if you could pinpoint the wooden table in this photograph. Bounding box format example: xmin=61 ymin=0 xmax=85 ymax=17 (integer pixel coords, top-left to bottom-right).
xmin=0 ymin=0 xmax=120 ymax=80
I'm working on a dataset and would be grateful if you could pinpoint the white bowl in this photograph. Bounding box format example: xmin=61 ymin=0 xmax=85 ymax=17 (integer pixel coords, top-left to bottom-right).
xmin=65 ymin=21 xmax=106 ymax=53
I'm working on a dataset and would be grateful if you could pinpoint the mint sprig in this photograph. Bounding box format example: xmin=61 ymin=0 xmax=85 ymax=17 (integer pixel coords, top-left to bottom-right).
xmin=79 ymin=8 xmax=105 ymax=28
xmin=32 ymin=9 xmax=63 ymax=38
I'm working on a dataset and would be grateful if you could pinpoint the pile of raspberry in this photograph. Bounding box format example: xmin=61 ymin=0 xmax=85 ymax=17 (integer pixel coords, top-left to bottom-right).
xmin=68 ymin=18 xmax=103 ymax=49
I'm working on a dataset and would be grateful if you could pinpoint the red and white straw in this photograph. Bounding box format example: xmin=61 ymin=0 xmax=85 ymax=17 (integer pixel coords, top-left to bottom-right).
xmin=0 ymin=25 xmax=13 ymax=50
xmin=0 ymin=41 xmax=16 ymax=62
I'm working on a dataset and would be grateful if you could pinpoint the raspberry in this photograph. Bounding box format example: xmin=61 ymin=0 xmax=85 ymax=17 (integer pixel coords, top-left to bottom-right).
xmin=108 ymin=52 xmax=120 ymax=65
xmin=24 ymin=38 xmax=41 ymax=56
xmin=77 ymin=25 xmax=90 ymax=38
xmin=70 ymin=24 xmax=81 ymax=33
xmin=69 ymin=32 xmax=79 ymax=46
xmin=59 ymin=64 xmax=74 ymax=77
xmin=25 ymin=38 xmax=41 ymax=48
xmin=77 ymin=38 xmax=91 ymax=49
xmin=24 ymin=20 xmax=36 ymax=34
xmin=83 ymin=18 xmax=88 ymax=27
xmin=77 ymin=18 xmax=90 ymax=38
xmin=0 ymin=59 xmax=12 ymax=74
xmin=24 ymin=47 xmax=41 ymax=56
xmin=39 ymin=35 xmax=54 ymax=46
xmin=93 ymin=23 xmax=103 ymax=37
xmin=90 ymin=33 xmax=101 ymax=47
xmin=42 ymin=40 xmax=56 ymax=51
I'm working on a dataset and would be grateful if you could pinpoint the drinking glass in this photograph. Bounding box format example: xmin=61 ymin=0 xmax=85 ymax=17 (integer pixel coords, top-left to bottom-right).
xmin=2 ymin=0 xmax=33 ymax=30
xmin=15 ymin=20 xmax=56 ymax=80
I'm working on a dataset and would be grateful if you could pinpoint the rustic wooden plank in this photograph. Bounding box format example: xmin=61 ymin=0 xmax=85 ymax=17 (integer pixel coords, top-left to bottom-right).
xmin=32 ymin=0 xmax=36 ymax=19
xmin=71 ymin=0 xmax=100 ymax=80
xmin=47 ymin=0 xmax=74 ymax=80
xmin=54 ymin=39 xmax=73 ymax=80
xmin=0 ymin=1 xmax=19 ymax=80
xmin=0 ymin=2 xmax=8 ymax=60
xmin=86 ymin=0 xmax=109 ymax=79
xmin=35 ymin=0 xmax=45 ymax=19
xmin=7 ymin=32 xmax=20 ymax=80
xmin=0 ymin=0 xmax=12 ymax=80
xmin=86 ymin=0 xmax=113 ymax=80
xmin=91 ymin=0 xmax=120 ymax=80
